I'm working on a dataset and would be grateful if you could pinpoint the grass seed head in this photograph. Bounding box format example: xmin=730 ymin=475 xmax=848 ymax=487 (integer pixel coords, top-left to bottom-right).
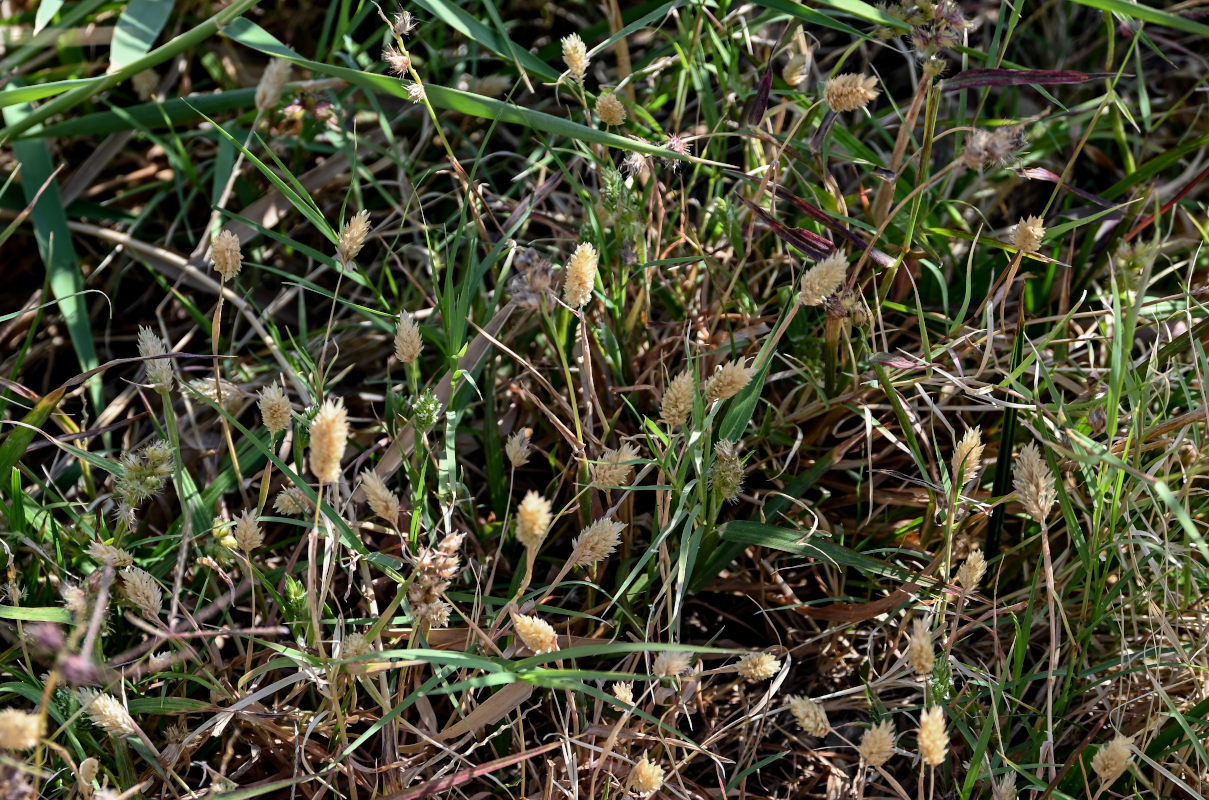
xmin=907 ymin=617 xmax=935 ymax=676
xmin=0 ymin=709 xmax=44 ymax=750
xmin=511 ymin=613 xmax=559 ymax=654
xmin=383 ymin=44 xmax=411 ymax=76
xmin=956 ymin=546 xmax=986 ymax=590
xmin=952 ymin=426 xmax=984 ymax=489
xmin=211 ymin=229 xmax=242 ymax=281
xmin=996 ymin=772 xmax=1017 ymax=800
xmin=704 ymin=359 xmax=754 ymax=404
xmin=255 ymin=58 xmax=290 ymax=113
xmin=652 ymin=650 xmax=691 ymax=678
xmin=823 ymin=73 xmax=879 ymax=112
xmin=800 ymin=251 xmax=848 ymax=306
xmin=87 ymin=541 xmax=134 ymax=567
xmin=660 ymin=370 xmax=695 ymax=428
xmin=562 ymin=242 xmax=599 ymax=308
xmin=858 ymin=719 xmax=896 ymax=766
xmin=1013 ymin=215 xmax=1045 ymax=254
xmin=258 ymin=382 xmax=291 ymax=434
xmin=121 ymin=567 xmax=162 ymax=618
xmin=787 ymin=695 xmax=829 ymax=736
xmin=918 ymin=707 xmax=948 ymax=766
xmin=360 ymin=469 xmax=401 ymax=526
xmin=961 ymin=125 xmax=1027 ymax=170
xmin=309 ymin=397 xmax=349 ymax=484
xmin=1014 ymin=442 xmax=1057 ymax=522
xmin=593 ymin=442 xmax=639 ymax=487
xmin=505 ymin=429 xmax=531 ymax=468
xmin=711 ymin=439 xmax=745 ymax=502
xmin=571 ymin=517 xmax=625 ymax=567
xmin=137 ymin=326 xmax=174 ymax=387
xmin=516 ymin=491 xmax=553 ymax=549
xmin=189 ymin=376 xmax=241 ymax=414
xmin=596 ymin=92 xmax=627 ymax=126
xmin=392 ymin=10 xmax=418 ymax=36
xmin=394 ymin=312 xmax=423 ymax=364
xmin=405 ymin=81 xmax=425 ymax=103
xmin=1091 ymin=733 xmax=1133 ymax=784
xmin=782 ymin=52 xmax=810 ymax=86
xmin=612 ymin=681 xmax=634 ymax=704
xmin=561 ymin=33 xmax=589 ymax=82
xmin=232 ymin=510 xmax=263 ymax=553
xmin=737 ymin=651 xmax=781 ymax=680
xmin=414 ymin=598 xmax=452 ymax=627
xmin=342 ymin=632 xmax=373 ymax=659
xmin=630 ymin=757 xmax=664 ymax=795
xmin=274 ymin=486 xmax=312 ymax=515
xmin=337 ymin=210 xmax=371 ymax=266
xmin=77 ymin=689 xmax=138 ymax=739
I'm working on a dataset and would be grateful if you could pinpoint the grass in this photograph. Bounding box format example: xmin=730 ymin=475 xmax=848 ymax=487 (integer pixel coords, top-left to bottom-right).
xmin=2 ymin=0 xmax=1209 ymax=798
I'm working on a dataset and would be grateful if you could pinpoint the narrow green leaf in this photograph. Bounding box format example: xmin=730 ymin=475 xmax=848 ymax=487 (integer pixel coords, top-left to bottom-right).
xmin=111 ymin=0 xmax=176 ymax=72
xmin=1068 ymin=0 xmax=1209 ymax=36
xmin=34 ymin=0 xmax=64 ymax=34
xmin=0 ymin=79 xmax=100 ymax=110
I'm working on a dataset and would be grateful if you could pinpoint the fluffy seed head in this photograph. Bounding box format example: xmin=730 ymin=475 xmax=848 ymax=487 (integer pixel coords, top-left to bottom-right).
xmin=858 ymin=720 xmax=896 ymax=766
xmin=907 ymin=618 xmax=934 ymax=676
xmin=360 ymin=469 xmax=401 ymax=526
xmin=87 ymin=541 xmax=134 ymax=567
xmin=1014 ymin=442 xmax=1057 ymax=522
xmin=652 ymin=650 xmax=691 ymax=678
xmin=1013 ymin=215 xmax=1045 ymax=254
xmin=596 ymin=92 xmax=626 ymax=126
xmin=0 ymin=709 xmax=44 ymax=750
xmin=255 ymin=58 xmax=290 ymax=113
xmin=562 ymin=242 xmax=599 ymax=309
xmin=415 ymin=598 xmax=453 ymax=628
xmin=788 ymin=695 xmax=829 ymax=736
xmin=122 ymin=567 xmax=162 ymax=618
xmin=342 ymin=632 xmax=373 ymax=659
xmin=309 ymin=397 xmax=349 ymax=484
xmin=823 ymin=73 xmax=879 ymax=112
xmin=505 ymin=430 xmax=531 ymax=468
xmin=259 ymin=383 xmax=291 ymax=434
xmin=957 ymin=546 xmax=986 ymax=590
xmin=561 ymin=33 xmax=588 ymax=82
xmin=511 ymin=613 xmax=559 ymax=654
xmin=661 ymin=370 xmax=695 ymax=428
xmin=137 ymin=326 xmax=174 ymax=386
xmin=516 ymin=491 xmax=553 ymax=549
xmin=232 ymin=510 xmax=263 ymax=553
xmin=952 ymin=426 xmax=984 ymax=490
xmin=738 ymin=651 xmax=781 ymax=680
xmin=918 ymin=707 xmax=949 ymax=766
xmin=405 ymin=82 xmax=425 ymax=103
xmin=211 ymin=229 xmax=242 ymax=281
xmin=77 ymin=689 xmax=137 ymax=739
xmin=274 ymin=486 xmax=312 ymax=515
xmin=630 ymin=758 xmax=664 ymax=795
xmin=705 ymin=360 xmax=754 ymax=404
xmin=571 ymin=518 xmax=625 ymax=567
xmin=996 ymin=772 xmax=1017 ymax=800
xmin=394 ymin=312 xmax=423 ymax=364
xmin=711 ymin=439 xmax=745 ymax=503
xmin=1091 ymin=733 xmax=1133 ymax=784
xmin=611 ymin=681 xmax=634 ymax=704
xmin=392 ymin=10 xmax=417 ymax=36
xmin=337 ymin=210 xmax=371 ymax=266
xmin=593 ymin=442 xmax=639 ymax=487
xmin=800 ymin=251 xmax=848 ymax=305
xmin=782 ymin=52 xmax=810 ymax=86
xmin=961 ymin=125 xmax=1027 ymax=170
xmin=383 ymin=44 xmax=411 ymax=76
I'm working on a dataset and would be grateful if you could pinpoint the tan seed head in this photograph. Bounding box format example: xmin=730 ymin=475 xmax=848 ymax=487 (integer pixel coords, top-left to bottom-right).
xmin=629 ymin=757 xmax=664 ymax=795
xmin=259 ymin=382 xmax=292 ymax=434
xmin=1014 ymin=442 xmax=1057 ymax=522
xmin=77 ymin=689 xmax=138 ymax=739
xmin=255 ymin=58 xmax=290 ymax=113
xmin=232 ymin=510 xmax=263 ymax=553
xmin=562 ymin=242 xmax=598 ymax=309
xmin=800 ymin=251 xmax=848 ymax=305
xmin=593 ymin=442 xmax=639 ymax=487
xmin=511 ymin=613 xmax=559 ymax=654
xmin=596 ymin=92 xmax=627 ymax=126
xmin=211 ymin=229 xmax=243 ymax=281
xmin=918 ymin=707 xmax=949 ymax=766
xmin=394 ymin=312 xmax=423 ymax=364
xmin=561 ymin=33 xmax=589 ymax=82
xmin=571 ymin=517 xmax=625 ymax=567
xmin=787 ymin=695 xmax=829 ymax=736
xmin=907 ymin=617 xmax=935 ymax=676
xmin=121 ymin=567 xmax=162 ymax=618
xmin=1013 ymin=215 xmax=1045 ymax=254
xmin=516 ymin=491 xmax=553 ymax=549
xmin=1091 ymin=733 xmax=1133 ymax=784
xmin=952 ymin=426 xmax=984 ymax=490
xmin=823 ymin=73 xmax=879 ymax=112
xmin=704 ymin=359 xmax=754 ymax=404
xmin=0 ymin=709 xmax=44 ymax=750
xmin=360 ymin=469 xmax=401 ymax=526
xmin=337 ymin=210 xmax=371 ymax=266
xmin=858 ymin=719 xmax=896 ymax=766
xmin=309 ymin=397 xmax=349 ymax=484
xmin=660 ymin=370 xmax=695 ymax=428
xmin=737 ymin=651 xmax=781 ymax=680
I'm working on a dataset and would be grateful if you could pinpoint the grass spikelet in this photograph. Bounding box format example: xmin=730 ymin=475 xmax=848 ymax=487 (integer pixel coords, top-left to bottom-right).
xmin=823 ymin=73 xmax=879 ymax=112
xmin=956 ymin=546 xmax=986 ymax=590
xmin=0 ymin=709 xmax=44 ymax=750
xmin=1012 ymin=215 xmax=1045 ymax=254
xmin=336 ymin=210 xmax=371 ymax=267
xmin=511 ymin=613 xmax=559 ymax=654
xmin=704 ymin=359 xmax=753 ymax=404
xmin=360 ymin=469 xmax=401 ymax=526
xmin=77 ymin=689 xmax=138 ymax=739
xmin=211 ymin=229 xmax=242 ymax=281
xmin=505 ymin=429 xmax=531 ymax=468
xmin=570 ymin=517 xmax=624 ymax=567
xmin=86 ymin=541 xmax=134 ymax=567
xmin=660 ymin=370 xmax=695 ymax=428
xmin=121 ymin=567 xmax=162 ymax=618
xmin=562 ymin=242 xmax=598 ymax=309
xmin=787 ymin=695 xmax=829 ymax=735
xmin=951 ymin=426 xmax=984 ymax=490
xmin=1091 ymin=733 xmax=1133 ymax=784
xmin=394 ymin=312 xmax=423 ymax=364
xmin=309 ymin=397 xmax=349 ymax=484
xmin=516 ymin=491 xmax=553 ymax=549
xmin=595 ymin=92 xmax=626 ymax=126
xmin=652 ymin=650 xmax=691 ymax=678
xmin=255 ymin=58 xmax=290 ymax=113
xmin=258 ymin=382 xmax=291 ymax=434
xmin=918 ymin=707 xmax=948 ymax=766
xmin=629 ymin=757 xmax=664 ymax=795
xmin=592 ymin=442 xmax=639 ymax=487
xmin=137 ymin=326 xmax=173 ymax=386
xmin=858 ymin=719 xmax=896 ymax=766
xmin=561 ymin=33 xmax=588 ymax=82
xmin=232 ymin=510 xmax=263 ymax=553
xmin=907 ymin=617 xmax=934 ymax=676
xmin=737 ymin=651 xmax=781 ymax=680
xmin=799 ymin=251 xmax=848 ymax=306
xmin=1014 ymin=442 xmax=1057 ymax=522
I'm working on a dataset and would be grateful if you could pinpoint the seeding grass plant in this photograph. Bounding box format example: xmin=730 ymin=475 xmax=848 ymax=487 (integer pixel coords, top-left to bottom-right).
xmin=2 ymin=0 xmax=1209 ymax=798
